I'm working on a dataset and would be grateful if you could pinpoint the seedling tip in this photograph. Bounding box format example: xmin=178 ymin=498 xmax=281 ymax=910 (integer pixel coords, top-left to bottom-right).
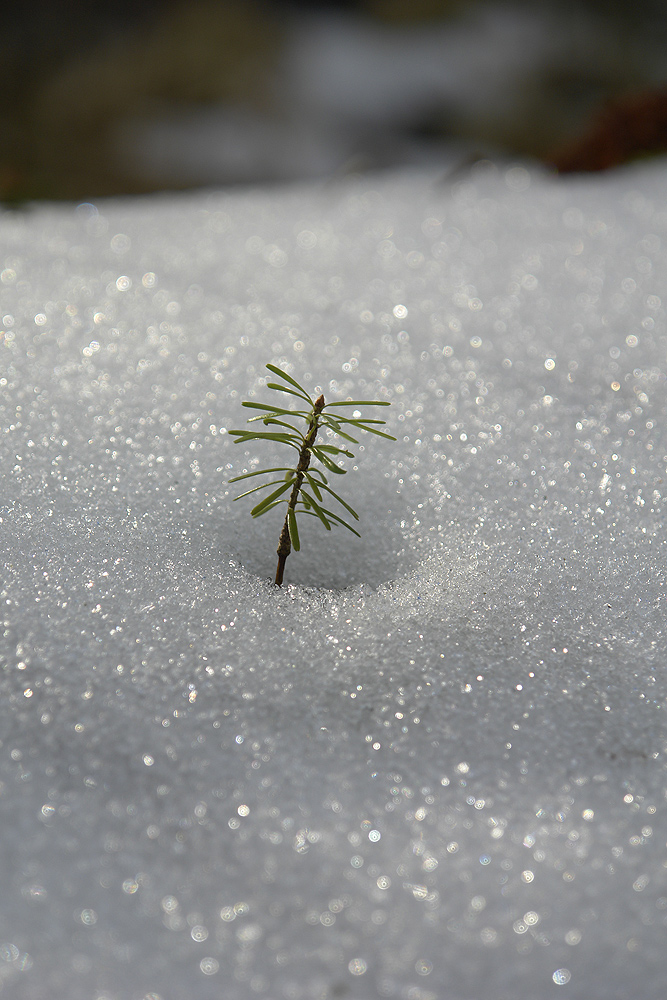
xmin=229 ymin=364 xmax=394 ymax=586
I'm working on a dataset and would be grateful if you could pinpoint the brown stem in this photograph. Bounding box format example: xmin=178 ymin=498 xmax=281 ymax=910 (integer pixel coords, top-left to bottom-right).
xmin=275 ymin=393 xmax=325 ymax=586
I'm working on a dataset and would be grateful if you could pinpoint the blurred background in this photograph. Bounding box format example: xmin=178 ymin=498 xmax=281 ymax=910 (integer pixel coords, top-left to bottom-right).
xmin=3 ymin=0 xmax=667 ymax=201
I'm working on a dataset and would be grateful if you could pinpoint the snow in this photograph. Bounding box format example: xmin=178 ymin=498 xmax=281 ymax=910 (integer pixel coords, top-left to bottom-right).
xmin=284 ymin=9 xmax=556 ymax=126
xmin=127 ymin=6 xmax=572 ymax=187
xmin=2 ymin=158 xmax=667 ymax=998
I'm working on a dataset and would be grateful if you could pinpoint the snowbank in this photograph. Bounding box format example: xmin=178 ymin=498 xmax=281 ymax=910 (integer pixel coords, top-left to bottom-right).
xmin=1 ymin=159 xmax=667 ymax=998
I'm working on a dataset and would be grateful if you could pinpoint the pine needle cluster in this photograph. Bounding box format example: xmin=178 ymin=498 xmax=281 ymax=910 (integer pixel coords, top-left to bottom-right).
xmin=229 ymin=364 xmax=394 ymax=585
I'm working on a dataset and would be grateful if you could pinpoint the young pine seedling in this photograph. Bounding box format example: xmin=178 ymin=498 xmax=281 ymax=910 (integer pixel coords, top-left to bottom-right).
xmin=229 ymin=364 xmax=395 ymax=586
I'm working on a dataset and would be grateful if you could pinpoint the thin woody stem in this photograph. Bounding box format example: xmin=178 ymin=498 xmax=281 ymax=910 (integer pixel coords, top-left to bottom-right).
xmin=275 ymin=393 xmax=325 ymax=586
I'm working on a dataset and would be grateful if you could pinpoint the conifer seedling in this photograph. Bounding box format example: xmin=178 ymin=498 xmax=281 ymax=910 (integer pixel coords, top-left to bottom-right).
xmin=229 ymin=364 xmax=395 ymax=586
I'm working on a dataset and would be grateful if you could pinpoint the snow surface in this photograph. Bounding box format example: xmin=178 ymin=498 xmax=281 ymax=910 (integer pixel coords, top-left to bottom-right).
xmin=2 ymin=159 xmax=667 ymax=998
xmin=128 ymin=6 xmax=570 ymax=187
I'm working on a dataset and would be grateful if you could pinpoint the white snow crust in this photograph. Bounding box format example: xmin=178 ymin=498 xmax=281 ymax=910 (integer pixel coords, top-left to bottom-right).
xmin=2 ymin=159 xmax=667 ymax=998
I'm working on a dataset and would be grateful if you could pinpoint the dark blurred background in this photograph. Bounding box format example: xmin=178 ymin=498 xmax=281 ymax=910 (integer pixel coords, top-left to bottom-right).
xmin=3 ymin=0 xmax=667 ymax=201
